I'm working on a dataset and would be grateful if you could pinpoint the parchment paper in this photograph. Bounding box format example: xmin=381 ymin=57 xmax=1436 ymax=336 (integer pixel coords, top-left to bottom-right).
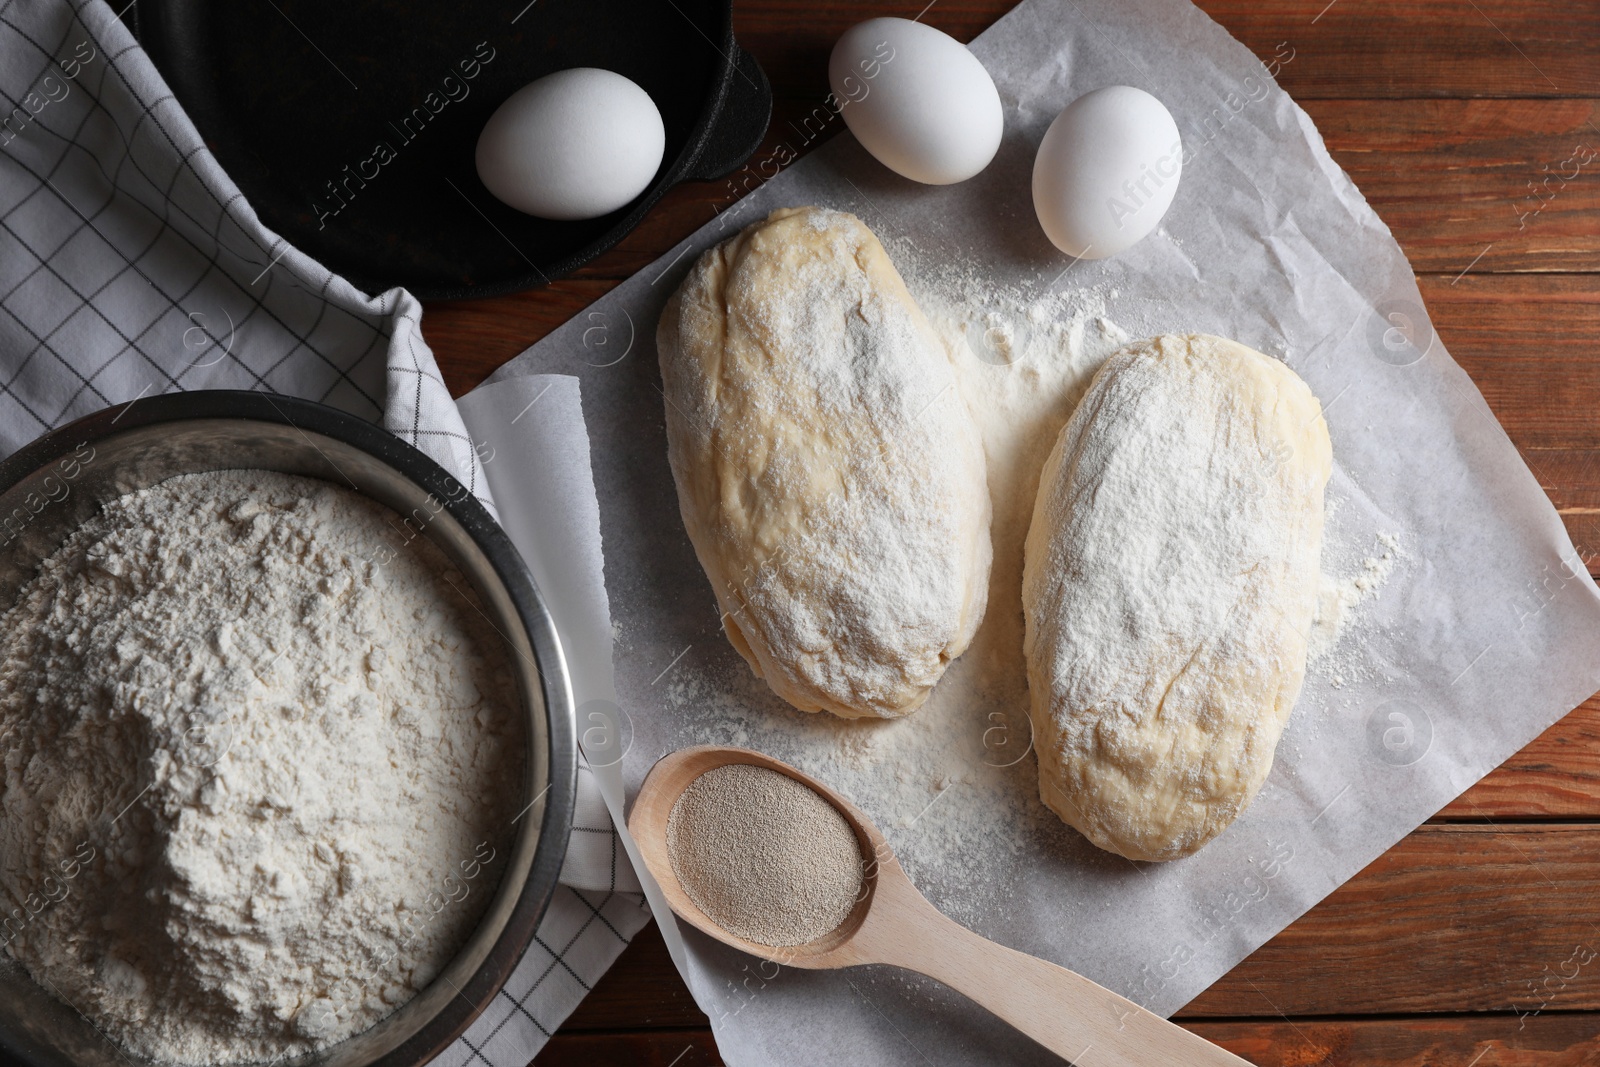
xmin=455 ymin=377 xmax=679 ymax=946
xmin=466 ymin=0 xmax=1600 ymax=1062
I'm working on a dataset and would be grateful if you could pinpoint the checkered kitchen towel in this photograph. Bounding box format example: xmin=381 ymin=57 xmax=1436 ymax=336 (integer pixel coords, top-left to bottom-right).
xmin=0 ymin=0 xmax=648 ymax=1058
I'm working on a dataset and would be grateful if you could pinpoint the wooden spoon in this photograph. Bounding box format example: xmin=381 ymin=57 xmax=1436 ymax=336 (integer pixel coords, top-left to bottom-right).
xmin=629 ymin=745 xmax=1253 ymax=1067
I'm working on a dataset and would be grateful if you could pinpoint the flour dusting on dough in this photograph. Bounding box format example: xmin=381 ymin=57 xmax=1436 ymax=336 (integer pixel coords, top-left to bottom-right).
xmin=664 ymin=241 xmax=1400 ymax=908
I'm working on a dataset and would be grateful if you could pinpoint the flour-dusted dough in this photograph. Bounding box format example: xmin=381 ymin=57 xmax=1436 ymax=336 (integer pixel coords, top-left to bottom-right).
xmin=1022 ymin=334 xmax=1332 ymax=861
xmin=657 ymin=206 xmax=992 ymax=719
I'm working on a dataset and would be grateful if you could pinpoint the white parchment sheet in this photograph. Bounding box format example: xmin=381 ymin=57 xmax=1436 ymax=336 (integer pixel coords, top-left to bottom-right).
xmin=465 ymin=0 xmax=1600 ymax=1061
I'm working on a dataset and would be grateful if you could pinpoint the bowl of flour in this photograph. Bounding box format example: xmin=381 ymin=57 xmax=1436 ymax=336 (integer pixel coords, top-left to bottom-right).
xmin=0 ymin=392 xmax=577 ymax=1067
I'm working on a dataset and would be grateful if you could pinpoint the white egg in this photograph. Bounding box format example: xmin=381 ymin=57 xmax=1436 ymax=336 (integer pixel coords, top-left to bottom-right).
xmin=475 ymin=68 xmax=665 ymax=221
xmin=829 ymin=17 xmax=1002 ymax=185
xmin=1031 ymin=85 xmax=1183 ymax=259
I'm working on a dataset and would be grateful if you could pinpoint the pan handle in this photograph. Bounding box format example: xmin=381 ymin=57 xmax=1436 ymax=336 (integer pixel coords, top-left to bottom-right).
xmin=685 ymin=42 xmax=772 ymax=182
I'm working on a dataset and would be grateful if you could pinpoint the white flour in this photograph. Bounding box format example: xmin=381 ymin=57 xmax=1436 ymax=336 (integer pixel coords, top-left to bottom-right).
xmin=1305 ymin=530 xmax=1405 ymax=692
xmin=1310 ymin=532 xmax=1403 ymax=666
xmin=0 ymin=470 xmax=519 ymax=1065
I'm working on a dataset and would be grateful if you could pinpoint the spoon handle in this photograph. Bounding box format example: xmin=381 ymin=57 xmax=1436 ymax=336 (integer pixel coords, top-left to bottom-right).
xmin=883 ymin=907 xmax=1253 ymax=1066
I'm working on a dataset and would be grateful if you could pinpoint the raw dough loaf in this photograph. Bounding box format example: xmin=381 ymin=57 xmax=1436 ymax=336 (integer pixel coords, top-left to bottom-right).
xmin=1022 ymin=334 xmax=1331 ymax=861
xmin=657 ymin=206 xmax=991 ymax=719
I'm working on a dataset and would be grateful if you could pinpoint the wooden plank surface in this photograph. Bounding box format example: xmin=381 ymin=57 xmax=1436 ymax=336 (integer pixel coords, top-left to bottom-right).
xmin=1189 ymin=1015 xmax=1600 ymax=1067
xmin=1182 ymin=825 xmax=1600 ymax=1016
xmin=537 ymin=1014 xmax=1600 ymax=1067
xmin=1437 ymin=696 xmax=1600 ymax=818
xmin=1191 ymin=0 xmax=1600 ymax=99
xmin=406 ymin=0 xmax=1600 ymax=1062
xmin=725 ymin=1 xmax=1600 ymax=100
xmin=1308 ymin=100 xmax=1600 ymax=274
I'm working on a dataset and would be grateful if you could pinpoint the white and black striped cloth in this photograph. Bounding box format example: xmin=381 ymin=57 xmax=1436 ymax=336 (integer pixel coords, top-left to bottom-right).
xmin=0 ymin=0 xmax=648 ymax=1058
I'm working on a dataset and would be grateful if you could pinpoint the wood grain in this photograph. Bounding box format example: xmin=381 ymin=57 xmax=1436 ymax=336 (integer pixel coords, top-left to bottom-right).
xmin=1192 ymin=0 xmax=1600 ymax=99
xmin=1181 ymin=824 xmax=1600 ymax=1016
xmin=724 ymin=1 xmax=1600 ymax=100
xmin=534 ymin=1032 xmax=718 ymax=1066
xmin=1309 ymin=99 xmax=1600 ymax=274
xmin=1422 ymin=273 xmax=1600 ymax=453
xmin=424 ymin=281 xmax=604 ymax=394
xmin=1436 ymin=696 xmax=1600 ymax=819
xmin=536 ymin=1014 xmax=1600 ymax=1067
xmin=560 ymin=931 xmax=703 ymax=1033
xmin=1191 ymin=1014 xmax=1600 ymax=1067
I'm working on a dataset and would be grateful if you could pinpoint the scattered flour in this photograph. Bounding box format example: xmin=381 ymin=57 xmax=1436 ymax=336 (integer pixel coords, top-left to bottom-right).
xmin=0 ymin=470 xmax=519 ymax=1065
xmin=663 ymin=255 xmax=1401 ymax=913
xmin=1308 ymin=531 xmax=1404 ymax=684
xmin=665 ymin=269 xmax=1139 ymax=916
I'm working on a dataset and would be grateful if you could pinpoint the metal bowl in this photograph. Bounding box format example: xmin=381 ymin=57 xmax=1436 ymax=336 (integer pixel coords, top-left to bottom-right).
xmin=0 ymin=391 xmax=577 ymax=1067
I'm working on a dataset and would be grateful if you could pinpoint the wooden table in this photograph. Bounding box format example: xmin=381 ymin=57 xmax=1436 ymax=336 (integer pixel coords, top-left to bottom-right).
xmin=422 ymin=3 xmax=1600 ymax=1063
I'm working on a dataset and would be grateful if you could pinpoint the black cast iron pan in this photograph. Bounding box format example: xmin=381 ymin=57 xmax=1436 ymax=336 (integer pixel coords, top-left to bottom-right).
xmin=132 ymin=0 xmax=771 ymax=299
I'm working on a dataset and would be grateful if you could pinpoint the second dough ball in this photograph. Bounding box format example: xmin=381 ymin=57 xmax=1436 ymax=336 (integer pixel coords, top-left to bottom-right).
xmin=1023 ymin=333 xmax=1331 ymax=860
xmin=657 ymin=206 xmax=992 ymax=719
